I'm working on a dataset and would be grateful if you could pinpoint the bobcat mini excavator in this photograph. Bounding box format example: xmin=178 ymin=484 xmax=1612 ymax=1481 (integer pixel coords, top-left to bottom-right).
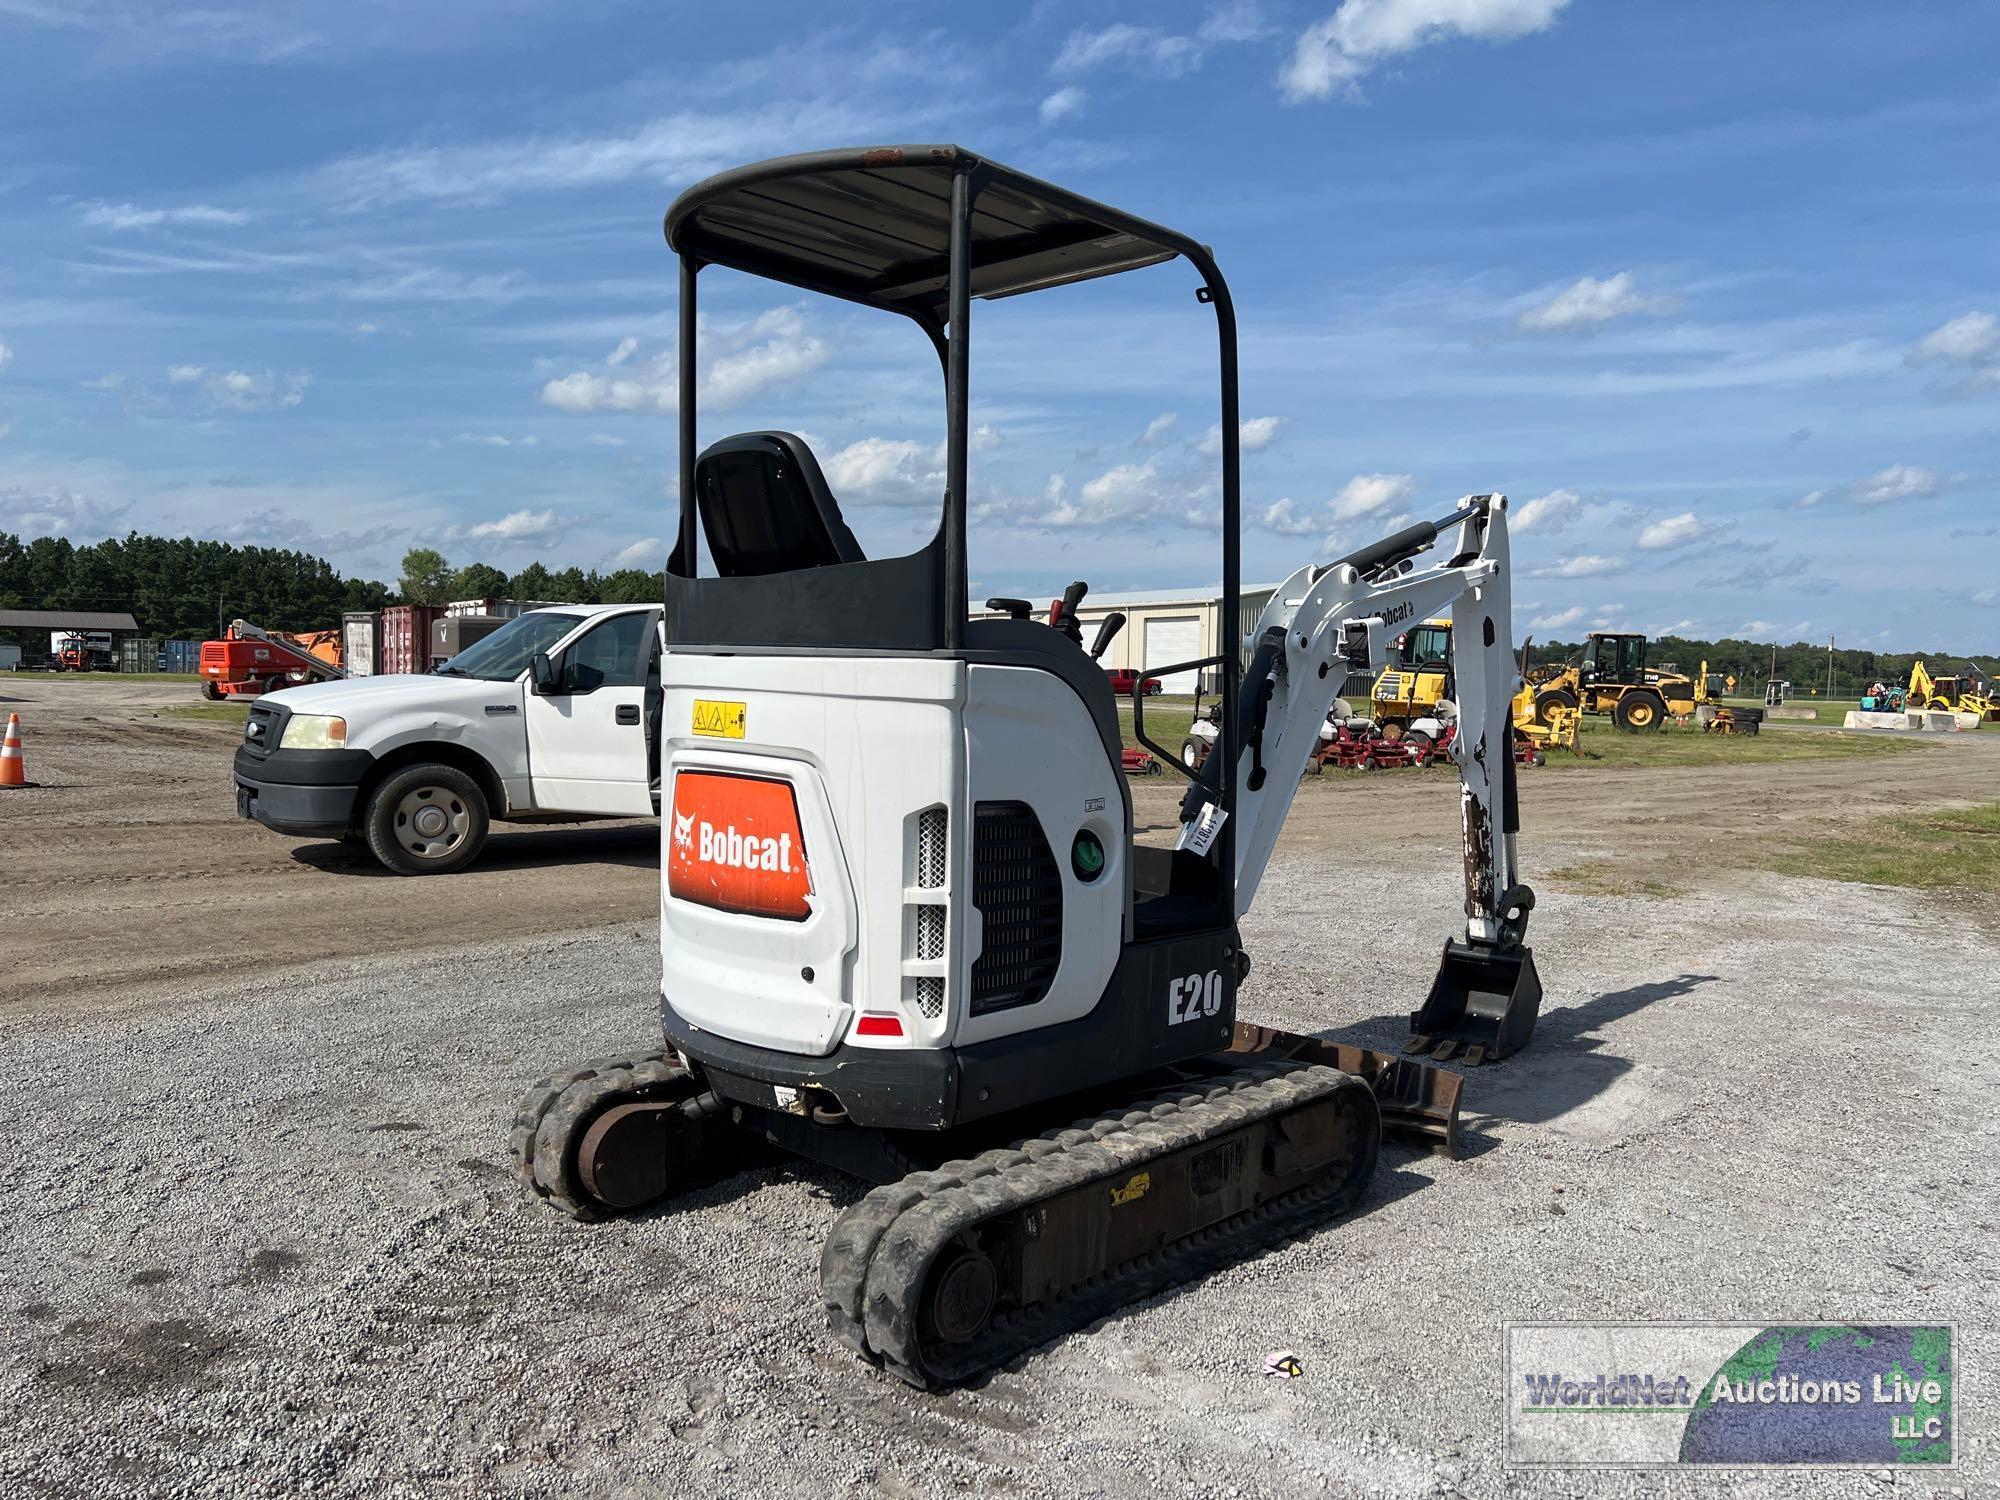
xmin=511 ymin=146 xmax=1544 ymax=1388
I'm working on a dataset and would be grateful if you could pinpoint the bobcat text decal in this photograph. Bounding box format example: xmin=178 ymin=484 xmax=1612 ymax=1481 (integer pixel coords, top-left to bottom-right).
xmin=668 ymin=771 xmax=812 ymax=920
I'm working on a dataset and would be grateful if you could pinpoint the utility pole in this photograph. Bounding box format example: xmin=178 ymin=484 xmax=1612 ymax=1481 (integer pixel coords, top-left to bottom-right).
xmin=1827 ymin=636 xmax=1835 ymax=699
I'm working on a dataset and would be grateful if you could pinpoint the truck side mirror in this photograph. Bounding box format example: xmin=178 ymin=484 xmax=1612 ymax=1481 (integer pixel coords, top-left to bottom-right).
xmin=529 ymin=650 xmax=560 ymax=696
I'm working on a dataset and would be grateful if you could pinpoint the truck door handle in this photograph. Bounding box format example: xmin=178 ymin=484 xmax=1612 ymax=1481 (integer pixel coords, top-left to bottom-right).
xmin=616 ymin=704 xmax=641 ymax=725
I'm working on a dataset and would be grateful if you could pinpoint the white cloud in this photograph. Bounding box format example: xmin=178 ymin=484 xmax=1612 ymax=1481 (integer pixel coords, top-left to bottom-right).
xmin=1531 ymin=553 xmax=1622 ymax=578
xmin=312 ymin=103 xmax=879 ymax=208
xmin=0 ymin=339 xmax=12 ymax=372
xmin=1140 ymin=412 xmax=1179 ymax=445
xmin=1793 ymin=488 xmax=1827 ymax=509
xmin=608 ymin=537 xmax=662 ymax=569
xmin=1330 ymin=471 xmax=1417 ymax=521
xmin=453 ymin=433 xmax=537 ymax=448
xmin=1511 ymin=488 xmax=1579 ymax=534
xmin=1198 ymin=415 xmax=1286 ymax=455
xmin=1282 ymin=0 xmax=1569 ymax=103
xmin=166 ymin=363 xmax=205 ymax=383
xmin=587 ymin=433 xmax=627 ymax=447
xmin=337 ymin=267 xmax=523 ymax=303
xmin=538 ymin=308 xmax=828 ymax=416
xmin=0 ymin=422 xmax=11 ymax=441
xmin=1039 ymin=87 xmax=1086 ymax=124
xmin=823 ymin=437 xmax=941 ymax=507
xmin=1636 ymin=511 xmax=1704 ymax=550
xmin=1054 ymin=5 xmax=1267 ymax=77
xmin=1259 ymin=497 xmax=1319 ymax=536
xmin=1738 ymin=620 xmax=1776 ymax=636
xmin=1054 ymin=24 xmax=1203 ymax=77
xmin=78 ymin=201 xmax=250 ymax=231
xmin=1972 ymin=588 xmax=1996 ymax=606
xmin=199 ymin=369 xmax=309 ymax=412
xmin=1908 ymin=311 xmax=1999 ymax=394
xmin=1518 ymin=272 xmax=1679 ymax=334
xmin=1652 ymin=618 xmax=1698 ymax=636
xmin=1910 ymin=310 xmax=1998 ymax=366
xmin=1530 ymin=605 xmax=1586 ymax=630
xmin=1850 ymin=464 xmax=1952 ymax=506
xmin=462 ymin=508 xmax=565 ymax=545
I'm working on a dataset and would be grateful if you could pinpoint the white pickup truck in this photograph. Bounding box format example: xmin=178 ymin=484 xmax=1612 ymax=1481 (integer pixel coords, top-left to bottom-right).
xmin=232 ymin=603 xmax=661 ymax=873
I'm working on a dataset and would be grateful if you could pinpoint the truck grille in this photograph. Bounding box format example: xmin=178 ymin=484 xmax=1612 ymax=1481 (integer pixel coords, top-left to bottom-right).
xmin=241 ymin=703 xmax=286 ymax=761
xmin=969 ymin=802 xmax=1062 ymax=1015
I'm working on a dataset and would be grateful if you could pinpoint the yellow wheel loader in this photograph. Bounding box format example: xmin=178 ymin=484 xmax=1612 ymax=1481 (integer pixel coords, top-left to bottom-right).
xmin=1524 ymin=631 xmax=1696 ymax=733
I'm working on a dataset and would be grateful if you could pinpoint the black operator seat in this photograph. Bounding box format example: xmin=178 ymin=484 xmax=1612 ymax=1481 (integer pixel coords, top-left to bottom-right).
xmin=693 ymin=431 xmax=866 ymax=576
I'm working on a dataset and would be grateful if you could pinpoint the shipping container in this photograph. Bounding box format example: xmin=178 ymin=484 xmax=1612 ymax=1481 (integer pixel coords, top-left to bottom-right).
xmin=160 ymin=639 xmax=202 ymax=674
xmin=444 ymin=597 xmax=566 ymax=619
xmin=0 ymin=642 xmax=21 ymax=672
xmin=341 ymin=611 xmax=379 ymax=677
xmin=433 ymin=613 xmax=509 ymax=664
xmin=378 ymin=604 xmax=442 ymax=675
xmin=117 ymin=637 xmax=162 ymax=673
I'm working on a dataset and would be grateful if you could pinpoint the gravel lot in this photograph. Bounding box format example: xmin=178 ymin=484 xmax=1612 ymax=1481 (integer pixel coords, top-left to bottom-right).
xmin=1 ymin=678 xmax=1994 ymax=1497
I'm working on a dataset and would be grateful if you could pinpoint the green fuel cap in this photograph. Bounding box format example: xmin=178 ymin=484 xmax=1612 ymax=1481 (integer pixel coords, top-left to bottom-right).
xmin=1072 ymin=829 xmax=1105 ymax=880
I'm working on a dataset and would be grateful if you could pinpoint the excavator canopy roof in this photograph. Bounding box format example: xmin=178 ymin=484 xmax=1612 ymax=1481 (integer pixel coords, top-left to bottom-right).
xmin=664 ymin=145 xmax=1193 ymax=321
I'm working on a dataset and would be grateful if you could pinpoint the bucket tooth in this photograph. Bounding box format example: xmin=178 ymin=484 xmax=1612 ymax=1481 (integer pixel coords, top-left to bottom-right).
xmin=1403 ymin=1033 xmax=1434 ymax=1056
xmin=1408 ymin=938 xmax=1542 ymax=1064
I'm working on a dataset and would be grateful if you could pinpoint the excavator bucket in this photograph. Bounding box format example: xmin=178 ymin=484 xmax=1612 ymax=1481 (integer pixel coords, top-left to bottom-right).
xmin=1407 ymin=939 xmax=1543 ymax=1065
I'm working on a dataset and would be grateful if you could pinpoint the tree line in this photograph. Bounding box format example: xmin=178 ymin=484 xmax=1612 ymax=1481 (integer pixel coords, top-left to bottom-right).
xmin=0 ymin=531 xmax=661 ymax=644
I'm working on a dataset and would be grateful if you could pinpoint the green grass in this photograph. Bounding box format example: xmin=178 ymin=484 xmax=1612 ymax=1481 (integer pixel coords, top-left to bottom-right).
xmin=1545 ymin=860 xmax=1686 ymax=899
xmin=1745 ymin=802 xmax=2000 ymax=894
xmin=1541 ymin=715 xmax=1923 ymax=768
xmin=160 ymin=701 xmax=250 ymax=724
xmin=19 ymin=671 xmax=203 ymax=683
xmin=1116 ymin=694 xmax=1199 ymax=762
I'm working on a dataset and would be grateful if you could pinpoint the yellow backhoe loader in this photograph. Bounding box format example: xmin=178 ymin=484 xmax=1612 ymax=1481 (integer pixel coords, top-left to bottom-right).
xmin=1908 ymin=660 xmax=2000 ymax=723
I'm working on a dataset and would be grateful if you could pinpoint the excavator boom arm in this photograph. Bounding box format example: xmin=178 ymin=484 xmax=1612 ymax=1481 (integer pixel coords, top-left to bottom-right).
xmin=1179 ymin=494 xmax=1523 ymax=943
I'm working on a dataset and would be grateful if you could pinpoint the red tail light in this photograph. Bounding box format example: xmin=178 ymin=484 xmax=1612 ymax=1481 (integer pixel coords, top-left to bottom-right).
xmin=853 ymin=1014 xmax=904 ymax=1038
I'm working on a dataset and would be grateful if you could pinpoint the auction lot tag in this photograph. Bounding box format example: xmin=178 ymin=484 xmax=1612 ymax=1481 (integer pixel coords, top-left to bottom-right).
xmin=692 ymin=699 xmax=746 ymax=738
xmin=1506 ymin=1323 xmax=1953 ymax=1469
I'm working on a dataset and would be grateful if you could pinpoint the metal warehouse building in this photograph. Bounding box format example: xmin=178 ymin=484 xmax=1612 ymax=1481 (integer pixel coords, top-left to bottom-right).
xmin=973 ymin=585 xmax=1277 ymax=694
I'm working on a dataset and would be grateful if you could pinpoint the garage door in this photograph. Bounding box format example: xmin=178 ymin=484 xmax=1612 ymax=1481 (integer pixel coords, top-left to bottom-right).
xmin=1142 ymin=616 xmax=1202 ymax=694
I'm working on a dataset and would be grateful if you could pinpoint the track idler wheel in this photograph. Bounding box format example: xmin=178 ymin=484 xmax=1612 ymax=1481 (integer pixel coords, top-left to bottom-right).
xmin=508 ymin=1052 xmax=713 ymax=1220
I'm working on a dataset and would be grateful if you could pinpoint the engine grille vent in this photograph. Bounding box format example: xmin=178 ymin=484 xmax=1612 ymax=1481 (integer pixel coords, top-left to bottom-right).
xmin=913 ymin=976 xmax=944 ymax=1018
xmin=970 ymin=801 xmax=1063 ymax=1016
xmin=917 ymin=807 xmax=948 ymax=889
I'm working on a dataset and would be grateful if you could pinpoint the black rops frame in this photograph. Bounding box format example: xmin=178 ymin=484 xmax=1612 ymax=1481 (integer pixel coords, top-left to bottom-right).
xmin=663 ymin=144 xmax=1244 ymax=901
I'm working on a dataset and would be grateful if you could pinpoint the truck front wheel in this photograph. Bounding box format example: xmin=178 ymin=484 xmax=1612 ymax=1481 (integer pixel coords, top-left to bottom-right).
xmin=363 ymin=763 xmax=490 ymax=875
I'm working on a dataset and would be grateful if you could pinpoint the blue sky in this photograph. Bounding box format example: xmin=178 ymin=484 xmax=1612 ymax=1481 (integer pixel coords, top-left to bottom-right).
xmin=1 ymin=0 xmax=1995 ymax=649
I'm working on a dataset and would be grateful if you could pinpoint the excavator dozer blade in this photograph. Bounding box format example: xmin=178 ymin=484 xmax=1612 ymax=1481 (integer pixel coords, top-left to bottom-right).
xmin=1226 ymin=1024 xmax=1463 ymax=1158
xmin=1407 ymin=939 xmax=1542 ymax=1066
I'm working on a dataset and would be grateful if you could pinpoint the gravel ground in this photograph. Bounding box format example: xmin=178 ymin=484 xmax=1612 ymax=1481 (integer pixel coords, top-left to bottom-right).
xmin=1 ymin=836 xmax=1993 ymax=1498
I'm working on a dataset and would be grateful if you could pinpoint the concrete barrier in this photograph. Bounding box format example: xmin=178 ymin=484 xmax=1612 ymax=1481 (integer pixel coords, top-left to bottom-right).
xmin=1842 ymin=709 xmax=1964 ymax=732
xmin=1765 ymin=706 xmax=1817 ymax=720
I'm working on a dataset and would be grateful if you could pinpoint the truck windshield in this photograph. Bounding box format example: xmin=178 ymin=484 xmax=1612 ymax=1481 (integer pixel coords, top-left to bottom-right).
xmin=435 ymin=612 xmax=581 ymax=681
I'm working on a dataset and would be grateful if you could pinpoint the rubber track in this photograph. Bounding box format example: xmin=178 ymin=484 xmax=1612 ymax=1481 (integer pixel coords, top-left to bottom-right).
xmin=507 ymin=1050 xmax=693 ymax=1221
xmin=819 ymin=1063 xmax=1376 ymax=1388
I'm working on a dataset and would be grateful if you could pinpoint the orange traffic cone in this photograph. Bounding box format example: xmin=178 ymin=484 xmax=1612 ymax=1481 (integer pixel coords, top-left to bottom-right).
xmin=0 ymin=712 xmax=26 ymax=788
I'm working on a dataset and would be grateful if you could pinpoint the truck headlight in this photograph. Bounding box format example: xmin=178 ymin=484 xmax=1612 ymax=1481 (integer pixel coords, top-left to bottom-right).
xmin=280 ymin=714 xmax=347 ymax=750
